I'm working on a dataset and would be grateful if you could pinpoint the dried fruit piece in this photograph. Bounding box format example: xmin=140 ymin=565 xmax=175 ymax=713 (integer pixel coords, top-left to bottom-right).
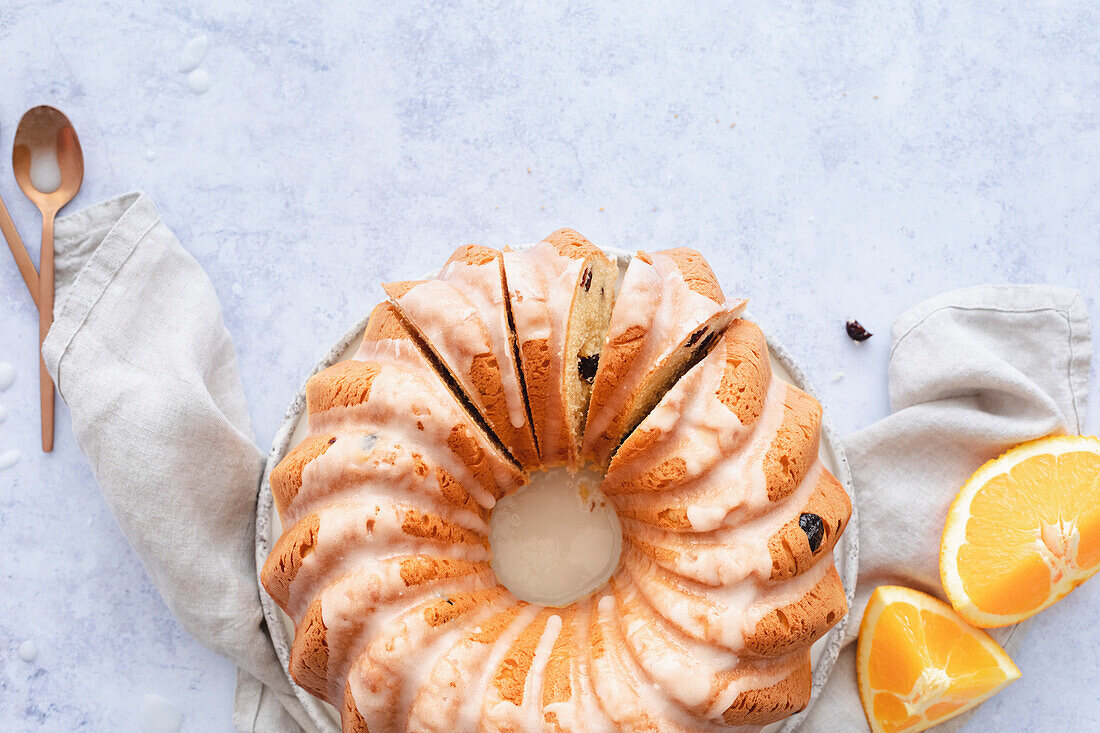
xmin=799 ymin=513 xmax=824 ymax=552
xmin=846 ymin=320 xmax=872 ymax=341
xmin=578 ymin=353 xmax=599 ymax=384
xmin=581 ymin=266 xmax=593 ymax=292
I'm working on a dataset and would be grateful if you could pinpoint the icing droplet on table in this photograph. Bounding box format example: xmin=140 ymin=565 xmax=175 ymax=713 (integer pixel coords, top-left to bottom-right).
xmin=187 ymin=69 xmax=211 ymax=95
xmin=178 ymin=35 xmax=208 ymax=73
xmin=0 ymin=362 xmax=15 ymax=390
xmin=18 ymin=640 xmax=38 ymax=662
xmin=140 ymin=694 xmax=183 ymax=733
xmin=28 ymin=149 xmax=62 ymax=193
xmin=0 ymin=450 xmax=19 ymax=470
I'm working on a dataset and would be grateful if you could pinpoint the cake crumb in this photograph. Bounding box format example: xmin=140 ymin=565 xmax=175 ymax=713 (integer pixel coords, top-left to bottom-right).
xmin=598 ymin=207 xmax=604 ymax=212
xmin=831 ymin=371 xmax=845 ymax=383
xmin=526 ymin=168 xmax=531 ymax=173
xmin=729 ymin=122 xmax=735 ymax=128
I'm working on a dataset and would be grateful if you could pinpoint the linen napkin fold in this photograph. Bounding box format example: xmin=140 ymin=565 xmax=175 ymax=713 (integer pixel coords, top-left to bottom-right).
xmin=801 ymin=285 xmax=1091 ymax=731
xmin=40 ymin=193 xmax=1092 ymax=733
xmin=41 ymin=193 xmax=315 ymax=733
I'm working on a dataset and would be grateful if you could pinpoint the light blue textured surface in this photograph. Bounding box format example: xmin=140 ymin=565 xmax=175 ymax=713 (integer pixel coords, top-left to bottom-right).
xmin=0 ymin=1 xmax=1097 ymax=730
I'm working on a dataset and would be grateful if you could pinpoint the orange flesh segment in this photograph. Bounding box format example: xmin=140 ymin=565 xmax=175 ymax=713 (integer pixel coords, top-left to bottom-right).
xmin=865 ymin=596 xmax=1010 ymax=731
xmin=957 ymin=451 xmax=1100 ymax=617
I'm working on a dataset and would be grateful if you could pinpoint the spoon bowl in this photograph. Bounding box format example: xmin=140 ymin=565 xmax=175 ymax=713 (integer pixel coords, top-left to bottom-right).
xmin=12 ymin=105 xmax=84 ymax=452
xmin=12 ymin=106 xmax=83 ymax=214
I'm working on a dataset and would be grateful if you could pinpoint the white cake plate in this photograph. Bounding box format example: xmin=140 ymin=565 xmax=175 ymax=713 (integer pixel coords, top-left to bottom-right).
xmin=255 ymin=246 xmax=860 ymax=733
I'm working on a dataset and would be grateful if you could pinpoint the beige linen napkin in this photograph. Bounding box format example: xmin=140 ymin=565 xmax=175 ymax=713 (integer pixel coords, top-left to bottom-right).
xmin=41 ymin=193 xmax=1091 ymax=732
xmin=41 ymin=193 xmax=315 ymax=733
xmin=801 ymin=285 xmax=1091 ymax=731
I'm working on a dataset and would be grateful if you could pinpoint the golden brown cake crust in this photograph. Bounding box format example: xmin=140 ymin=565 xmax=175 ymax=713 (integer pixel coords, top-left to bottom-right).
xmin=764 ymin=386 xmax=823 ymax=503
xmin=715 ymin=319 xmax=772 ymax=425
xmin=768 ymin=470 xmax=852 ymax=582
xmin=541 ymin=608 xmax=576 ymax=719
xmin=493 ymin=609 xmax=552 ymax=706
xmin=541 ymin=227 xmax=611 ymax=264
xmin=745 ymin=564 xmax=848 ymax=657
xmin=721 ymin=652 xmax=812 ymax=726
xmin=289 ymin=599 xmax=330 ymax=702
xmin=385 ymin=251 xmax=540 ymax=469
xmin=656 ymin=247 xmax=725 ymax=303
xmin=260 ymin=512 xmax=320 ymax=611
xmin=306 ymin=361 xmax=384 ymax=415
xmin=270 ymin=434 xmax=337 ymax=517
xmin=342 ymin=681 xmax=369 ymax=733
xmin=362 ymin=301 xmax=411 ymax=343
xmin=446 ymin=243 xmax=500 ymax=267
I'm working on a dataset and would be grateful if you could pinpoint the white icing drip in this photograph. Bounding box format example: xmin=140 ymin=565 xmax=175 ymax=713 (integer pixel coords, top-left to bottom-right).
xmin=607 ymin=368 xmax=790 ymax=531
xmin=284 ymin=501 xmax=490 ymax=620
xmin=504 ymin=244 xmax=585 ymax=463
xmin=187 ymin=68 xmax=211 ymax=94
xmin=540 ymin=599 xmax=617 ymax=733
xmin=0 ymin=362 xmax=15 ymax=390
xmin=481 ymin=612 xmax=563 ymax=729
xmin=18 ymin=639 xmax=38 ymax=662
xmin=458 ymin=604 xmax=541 ymax=730
xmin=619 ymin=463 xmax=826 ymax=588
xmin=306 ymin=364 xmax=510 ymax=509
xmin=442 ymin=259 xmax=529 ymax=430
xmin=321 ymin=566 xmax=497 ymax=704
xmin=350 ymin=592 xmax=504 ymax=731
xmin=589 ymin=593 xmax=727 ymax=732
xmin=139 ymin=694 xmax=182 ymax=733
xmin=0 ymin=404 xmax=8 ymax=422
xmin=614 ymin=576 xmax=738 ymax=711
xmin=177 ymin=35 xmax=208 ymax=73
xmin=0 ymin=450 xmax=20 ymax=471
xmin=287 ymin=432 xmax=489 ymax=531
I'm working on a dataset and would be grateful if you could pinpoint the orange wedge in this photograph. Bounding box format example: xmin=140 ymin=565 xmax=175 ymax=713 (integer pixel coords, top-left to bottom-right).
xmin=857 ymin=585 xmax=1020 ymax=733
xmin=940 ymin=435 xmax=1100 ymax=627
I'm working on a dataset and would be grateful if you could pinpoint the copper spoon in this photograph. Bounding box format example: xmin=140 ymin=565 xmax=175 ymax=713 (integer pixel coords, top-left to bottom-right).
xmin=12 ymin=106 xmax=84 ymax=452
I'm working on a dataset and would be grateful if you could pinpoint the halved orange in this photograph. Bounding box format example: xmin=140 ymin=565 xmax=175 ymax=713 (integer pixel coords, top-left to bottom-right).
xmin=940 ymin=435 xmax=1100 ymax=627
xmin=857 ymin=585 xmax=1020 ymax=733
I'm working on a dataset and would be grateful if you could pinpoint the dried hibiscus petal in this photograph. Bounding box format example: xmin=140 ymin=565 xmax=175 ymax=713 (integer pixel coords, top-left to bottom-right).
xmin=845 ymin=320 xmax=872 ymax=342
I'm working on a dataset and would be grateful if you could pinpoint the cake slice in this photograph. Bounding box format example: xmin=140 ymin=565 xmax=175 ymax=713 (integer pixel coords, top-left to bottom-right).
xmin=383 ymin=245 xmax=539 ymax=469
xmin=580 ymin=248 xmax=745 ymax=469
xmin=503 ymin=229 xmax=617 ymax=468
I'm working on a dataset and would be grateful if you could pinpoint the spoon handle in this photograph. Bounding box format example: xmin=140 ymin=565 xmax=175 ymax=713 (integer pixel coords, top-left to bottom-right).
xmin=0 ymin=192 xmax=37 ymax=305
xmin=38 ymin=210 xmax=55 ymax=452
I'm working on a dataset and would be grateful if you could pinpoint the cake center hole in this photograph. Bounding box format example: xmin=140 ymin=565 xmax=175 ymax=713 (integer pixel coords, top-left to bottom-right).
xmin=488 ymin=467 xmax=622 ymax=607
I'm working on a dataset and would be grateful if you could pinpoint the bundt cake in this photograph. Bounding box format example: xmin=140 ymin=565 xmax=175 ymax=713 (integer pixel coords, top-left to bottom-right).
xmin=261 ymin=228 xmax=852 ymax=732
